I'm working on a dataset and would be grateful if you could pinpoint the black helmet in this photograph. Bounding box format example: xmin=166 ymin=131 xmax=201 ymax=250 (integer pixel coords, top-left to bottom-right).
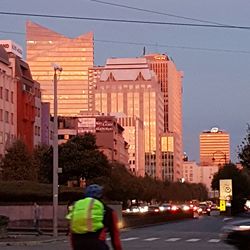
xmin=85 ymin=184 xmax=103 ymax=199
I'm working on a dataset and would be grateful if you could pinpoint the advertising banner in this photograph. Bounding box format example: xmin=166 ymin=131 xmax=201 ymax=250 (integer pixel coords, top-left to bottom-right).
xmin=219 ymin=179 xmax=233 ymax=200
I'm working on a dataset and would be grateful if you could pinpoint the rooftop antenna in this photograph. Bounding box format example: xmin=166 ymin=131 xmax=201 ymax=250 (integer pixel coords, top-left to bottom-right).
xmin=143 ymin=46 xmax=146 ymax=56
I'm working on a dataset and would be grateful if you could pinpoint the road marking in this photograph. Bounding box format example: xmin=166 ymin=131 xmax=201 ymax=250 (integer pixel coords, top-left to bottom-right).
xmin=122 ymin=237 xmax=139 ymax=241
xmin=208 ymin=239 xmax=220 ymax=243
xmin=144 ymin=237 xmax=160 ymax=241
xmin=186 ymin=238 xmax=200 ymax=242
xmin=165 ymin=238 xmax=181 ymax=242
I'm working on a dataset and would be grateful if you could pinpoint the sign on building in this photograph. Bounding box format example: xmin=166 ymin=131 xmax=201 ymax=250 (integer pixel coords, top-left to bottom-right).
xmin=0 ymin=40 xmax=23 ymax=58
xmin=77 ymin=117 xmax=96 ymax=134
xmin=96 ymin=120 xmax=113 ymax=132
xmin=219 ymin=179 xmax=233 ymax=200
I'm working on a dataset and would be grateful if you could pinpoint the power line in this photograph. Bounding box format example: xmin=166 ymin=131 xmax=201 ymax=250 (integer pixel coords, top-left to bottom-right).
xmin=1 ymin=29 xmax=250 ymax=55
xmin=89 ymin=0 xmax=230 ymax=26
xmin=1 ymin=11 xmax=250 ymax=30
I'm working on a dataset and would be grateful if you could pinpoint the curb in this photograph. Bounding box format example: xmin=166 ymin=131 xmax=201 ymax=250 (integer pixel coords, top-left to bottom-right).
xmin=0 ymin=236 xmax=67 ymax=246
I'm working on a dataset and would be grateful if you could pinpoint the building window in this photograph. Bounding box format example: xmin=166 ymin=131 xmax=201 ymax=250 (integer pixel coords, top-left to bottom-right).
xmin=5 ymin=89 xmax=9 ymax=101
xmin=0 ymin=132 xmax=3 ymax=143
xmin=0 ymin=87 xmax=2 ymax=99
xmin=11 ymin=113 xmax=14 ymax=125
xmin=0 ymin=109 xmax=3 ymax=121
xmin=11 ymin=91 xmax=14 ymax=103
xmin=5 ymin=111 xmax=9 ymax=123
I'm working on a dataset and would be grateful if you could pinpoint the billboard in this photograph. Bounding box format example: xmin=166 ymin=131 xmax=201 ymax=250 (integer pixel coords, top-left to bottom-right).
xmin=219 ymin=179 xmax=233 ymax=200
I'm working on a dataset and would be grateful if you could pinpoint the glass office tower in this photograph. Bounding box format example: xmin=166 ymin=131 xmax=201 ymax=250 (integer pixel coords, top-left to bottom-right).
xmin=93 ymin=58 xmax=164 ymax=179
xmin=26 ymin=21 xmax=94 ymax=116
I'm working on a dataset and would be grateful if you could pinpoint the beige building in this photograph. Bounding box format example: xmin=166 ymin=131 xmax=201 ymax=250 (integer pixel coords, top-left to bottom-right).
xmin=182 ymin=161 xmax=219 ymax=197
xmin=93 ymin=58 xmax=164 ymax=179
xmin=145 ymin=54 xmax=183 ymax=181
xmin=26 ymin=21 xmax=94 ymax=116
xmin=200 ymin=127 xmax=230 ymax=166
xmin=116 ymin=115 xmax=145 ymax=176
xmin=0 ymin=45 xmax=17 ymax=158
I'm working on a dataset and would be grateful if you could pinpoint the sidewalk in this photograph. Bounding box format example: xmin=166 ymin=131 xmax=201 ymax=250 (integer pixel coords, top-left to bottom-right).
xmin=0 ymin=233 xmax=67 ymax=246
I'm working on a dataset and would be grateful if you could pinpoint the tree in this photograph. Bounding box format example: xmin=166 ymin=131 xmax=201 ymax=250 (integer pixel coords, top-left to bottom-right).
xmin=32 ymin=144 xmax=53 ymax=183
xmin=211 ymin=163 xmax=250 ymax=214
xmin=238 ymin=124 xmax=250 ymax=171
xmin=58 ymin=133 xmax=111 ymax=184
xmin=2 ymin=140 xmax=37 ymax=181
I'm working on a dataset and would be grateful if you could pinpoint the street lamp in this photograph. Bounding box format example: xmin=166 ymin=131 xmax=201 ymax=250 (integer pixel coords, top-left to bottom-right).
xmin=52 ymin=64 xmax=62 ymax=238
xmin=212 ymin=151 xmax=227 ymax=166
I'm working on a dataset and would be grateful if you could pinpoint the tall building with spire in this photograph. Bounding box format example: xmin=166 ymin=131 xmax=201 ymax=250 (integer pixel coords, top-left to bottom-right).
xmin=144 ymin=54 xmax=183 ymax=181
xmin=26 ymin=21 xmax=94 ymax=116
xmin=200 ymin=127 xmax=230 ymax=166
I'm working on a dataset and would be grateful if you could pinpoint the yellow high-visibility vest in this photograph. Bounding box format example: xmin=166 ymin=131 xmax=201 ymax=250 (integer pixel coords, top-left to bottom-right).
xmin=68 ymin=197 xmax=104 ymax=234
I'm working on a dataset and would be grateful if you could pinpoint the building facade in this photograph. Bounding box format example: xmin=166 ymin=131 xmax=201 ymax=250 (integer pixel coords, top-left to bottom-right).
xmin=182 ymin=161 xmax=219 ymax=197
xmin=0 ymin=45 xmax=17 ymax=158
xmin=117 ymin=115 xmax=145 ymax=176
xmin=26 ymin=21 xmax=94 ymax=116
xmin=200 ymin=127 xmax=230 ymax=166
xmin=41 ymin=102 xmax=53 ymax=146
xmin=93 ymin=58 xmax=164 ymax=179
xmin=57 ymin=115 xmax=129 ymax=167
xmin=33 ymin=81 xmax=42 ymax=146
xmin=145 ymin=54 xmax=183 ymax=181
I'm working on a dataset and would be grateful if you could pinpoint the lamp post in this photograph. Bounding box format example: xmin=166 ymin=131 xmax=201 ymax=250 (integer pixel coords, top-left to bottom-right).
xmin=53 ymin=64 xmax=62 ymax=238
xmin=212 ymin=151 xmax=227 ymax=166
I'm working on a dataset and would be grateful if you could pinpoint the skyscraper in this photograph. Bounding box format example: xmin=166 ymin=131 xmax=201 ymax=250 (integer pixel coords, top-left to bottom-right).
xmin=200 ymin=127 xmax=230 ymax=166
xmin=26 ymin=21 xmax=94 ymax=116
xmin=93 ymin=58 xmax=164 ymax=179
xmin=144 ymin=54 xmax=183 ymax=181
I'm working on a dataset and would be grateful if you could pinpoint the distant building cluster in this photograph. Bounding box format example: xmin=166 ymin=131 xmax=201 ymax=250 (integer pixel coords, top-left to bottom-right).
xmin=182 ymin=127 xmax=231 ymax=197
xmin=4 ymin=21 xmax=232 ymax=187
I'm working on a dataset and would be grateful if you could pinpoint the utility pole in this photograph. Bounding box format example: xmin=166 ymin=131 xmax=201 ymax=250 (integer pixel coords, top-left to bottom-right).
xmin=53 ymin=64 xmax=62 ymax=238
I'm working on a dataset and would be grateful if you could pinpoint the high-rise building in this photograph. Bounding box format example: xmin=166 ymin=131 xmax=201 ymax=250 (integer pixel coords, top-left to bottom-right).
xmin=26 ymin=21 xmax=94 ymax=116
xmin=200 ymin=127 xmax=230 ymax=166
xmin=144 ymin=54 xmax=183 ymax=181
xmin=92 ymin=58 xmax=164 ymax=179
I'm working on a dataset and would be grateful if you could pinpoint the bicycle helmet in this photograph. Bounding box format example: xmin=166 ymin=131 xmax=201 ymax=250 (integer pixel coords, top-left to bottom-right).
xmin=85 ymin=184 xmax=103 ymax=199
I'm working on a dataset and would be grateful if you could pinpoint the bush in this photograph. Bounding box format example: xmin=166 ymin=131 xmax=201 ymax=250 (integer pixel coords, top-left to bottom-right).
xmin=0 ymin=181 xmax=83 ymax=203
xmin=0 ymin=215 xmax=9 ymax=227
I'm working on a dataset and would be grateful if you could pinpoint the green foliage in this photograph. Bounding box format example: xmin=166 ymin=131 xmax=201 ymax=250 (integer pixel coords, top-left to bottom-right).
xmin=2 ymin=140 xmax=37 ymax=181
xmin=33 ymin=144 xmax=53 ymax=183
xmin=238 ymin=124 xmax=250 ymax=171
xmin=0 ymin=181 xmax=84 ymax=203
xmin=0 ymin=215 xmax=9 ymax=227
xmin=59 ymin=133 xmax=111 ymax=184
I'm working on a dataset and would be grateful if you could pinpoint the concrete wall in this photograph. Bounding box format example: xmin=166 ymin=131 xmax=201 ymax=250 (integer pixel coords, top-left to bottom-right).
xmin=0 ymin=204 xmax=122 ymax=225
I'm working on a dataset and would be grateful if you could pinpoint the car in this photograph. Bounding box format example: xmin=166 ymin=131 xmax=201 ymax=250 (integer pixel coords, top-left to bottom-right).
xmin=198 ymin=202 xmax=211 ymax=215
xmin=221 ymin=218 xmax=250 ymax=249
xmin=147 ymin=205 xmax=160 ymax=213
xmin=159 ymin=203 xmax=172 ymax=212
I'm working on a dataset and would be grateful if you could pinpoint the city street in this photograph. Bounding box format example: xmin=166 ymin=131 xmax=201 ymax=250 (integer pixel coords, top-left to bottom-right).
xmin=1 ymin=216 xmax=235 ymax=250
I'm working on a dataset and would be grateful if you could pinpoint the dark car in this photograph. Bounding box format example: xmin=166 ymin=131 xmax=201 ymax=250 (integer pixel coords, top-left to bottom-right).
xmin=221 ymin=218 xmax=250 ymax=249
xmin=198 ymin=203 xmax=211 ymax=215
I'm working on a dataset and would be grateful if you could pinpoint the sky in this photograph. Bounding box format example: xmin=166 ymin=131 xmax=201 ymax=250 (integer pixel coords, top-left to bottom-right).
xmin=1 ymin=0 xmax=250 ymax=163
